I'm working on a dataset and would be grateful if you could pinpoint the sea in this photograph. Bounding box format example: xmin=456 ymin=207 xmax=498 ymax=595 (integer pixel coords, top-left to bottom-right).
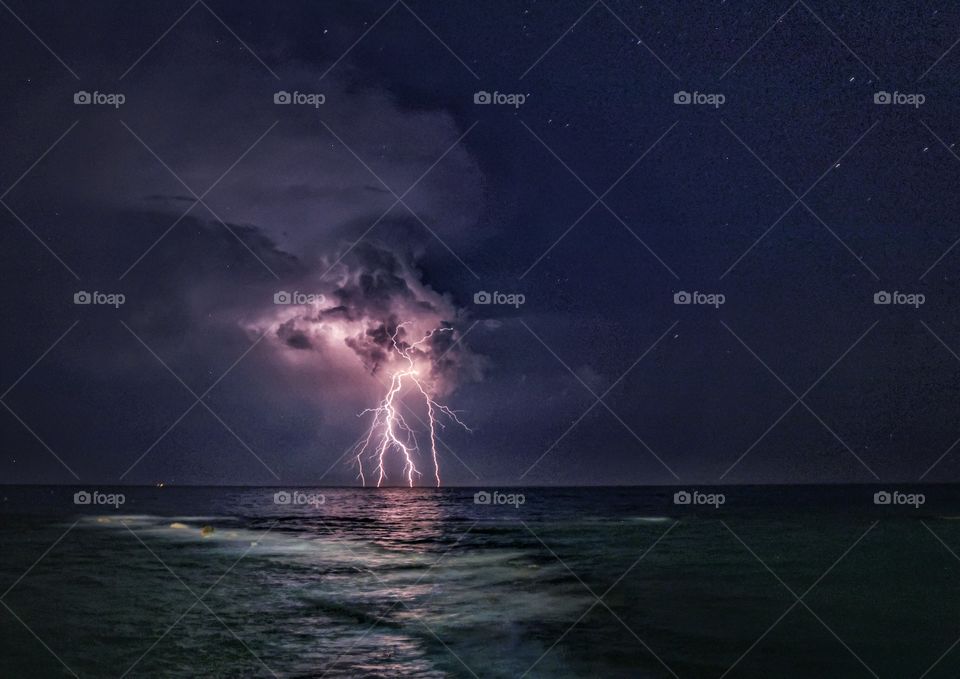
xmin=1 ymin=485 xmax=959 ymax=678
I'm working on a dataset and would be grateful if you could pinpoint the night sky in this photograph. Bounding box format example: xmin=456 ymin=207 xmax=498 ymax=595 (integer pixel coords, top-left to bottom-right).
xmin=2 ymin=0 xmax=960 ymax=486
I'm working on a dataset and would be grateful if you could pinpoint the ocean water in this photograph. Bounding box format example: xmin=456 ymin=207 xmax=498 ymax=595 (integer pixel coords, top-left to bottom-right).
xmin=1 ymin=486 xmax=959 ymax=678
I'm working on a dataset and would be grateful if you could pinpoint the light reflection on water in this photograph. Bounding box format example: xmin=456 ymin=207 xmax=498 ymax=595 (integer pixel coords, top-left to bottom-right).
xmin=1 ymin=486 xmax=959 ymax=677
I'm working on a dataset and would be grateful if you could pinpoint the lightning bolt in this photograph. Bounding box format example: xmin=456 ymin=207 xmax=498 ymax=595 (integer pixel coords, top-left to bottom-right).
xmin=354 ymin=324 xmax=470 ymax=487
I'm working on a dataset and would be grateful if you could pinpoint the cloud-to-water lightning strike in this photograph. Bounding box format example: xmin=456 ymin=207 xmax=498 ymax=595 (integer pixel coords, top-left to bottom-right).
xmin=354 ymin=324 xmax=470 ymax=487
xmin=251 ymin=243 xmax=482 ymax=487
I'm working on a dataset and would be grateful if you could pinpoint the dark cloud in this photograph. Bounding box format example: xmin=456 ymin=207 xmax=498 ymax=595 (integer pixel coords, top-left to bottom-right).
xmin=277 ymin=319 xmax=313 ymax=350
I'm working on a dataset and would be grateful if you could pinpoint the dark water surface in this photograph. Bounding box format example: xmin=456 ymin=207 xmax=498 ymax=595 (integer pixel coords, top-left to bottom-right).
xmin=1 ymin=486 xmax=959 ymax=678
